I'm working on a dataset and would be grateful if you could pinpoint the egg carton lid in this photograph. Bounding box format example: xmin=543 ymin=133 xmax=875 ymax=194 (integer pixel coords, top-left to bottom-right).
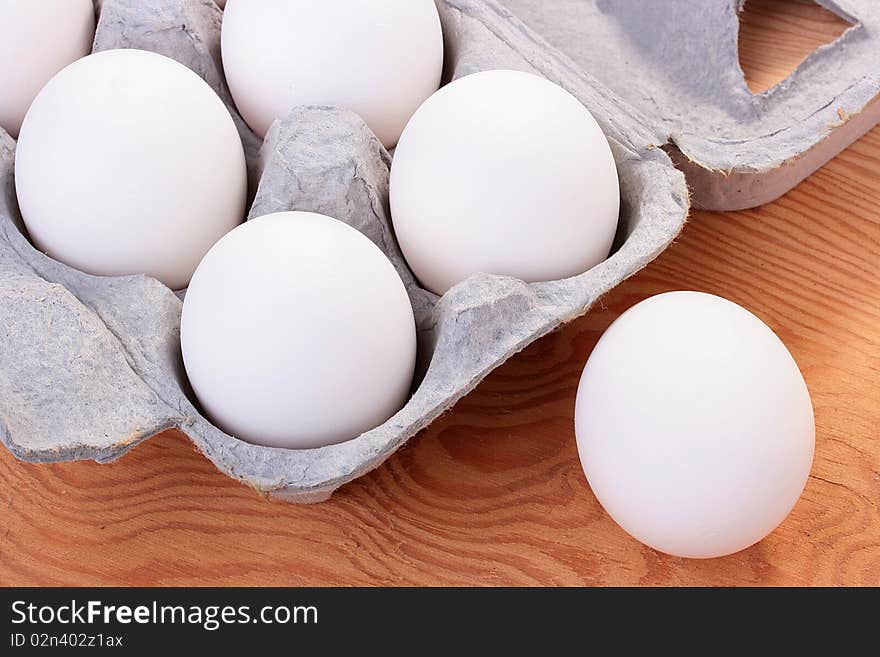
xmin=2 ymin=0 xmax=874 ymax=502
xmin=499 ymin=0 xmax=880 ymax=210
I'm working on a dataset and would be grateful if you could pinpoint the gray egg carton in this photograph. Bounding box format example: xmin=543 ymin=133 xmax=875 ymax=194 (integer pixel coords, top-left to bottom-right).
xmin=0 ymin=0 xmax=876 ymax=503
xmin=500 ymin=0 xmax=880 ymax=210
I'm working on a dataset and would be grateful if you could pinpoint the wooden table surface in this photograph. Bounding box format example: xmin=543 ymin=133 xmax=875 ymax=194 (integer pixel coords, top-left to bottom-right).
xmin=1 ymin=0 xmax=878 ymax=587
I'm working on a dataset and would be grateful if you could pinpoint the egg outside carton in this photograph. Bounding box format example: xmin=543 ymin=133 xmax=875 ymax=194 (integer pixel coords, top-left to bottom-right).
xmin=8 ymin=0 xmax=876 ymax=503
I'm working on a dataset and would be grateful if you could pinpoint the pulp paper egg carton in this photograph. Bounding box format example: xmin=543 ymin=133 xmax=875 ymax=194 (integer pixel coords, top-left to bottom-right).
xmin=0 ymin=0 xmax=876 ymax=503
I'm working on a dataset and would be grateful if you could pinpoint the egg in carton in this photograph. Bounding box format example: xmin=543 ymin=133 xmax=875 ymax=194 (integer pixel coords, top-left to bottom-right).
xmin=502 ymin=0 xmax=880 ymax=210
xmin=1 ymin=0 xmax=877 ymax=503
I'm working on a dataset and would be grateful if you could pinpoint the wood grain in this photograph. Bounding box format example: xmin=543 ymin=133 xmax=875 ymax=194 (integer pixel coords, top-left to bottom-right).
xmin=1 ymin=1 xmax=878 ymax=587
xmin=738 ymin=0 xmax=853 ymax=93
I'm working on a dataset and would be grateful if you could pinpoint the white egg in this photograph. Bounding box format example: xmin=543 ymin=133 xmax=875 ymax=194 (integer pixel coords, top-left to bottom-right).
xmin=15 ymin=49 xmax=247 ymax=291
xmin=575 ymin=292 xmax=815 ymax=559
xmin=390 ymin=70 xmax=620 ymax=296
xmin=0 ymin=0 xmax=95 ymax=138
xmin=181 ymin=212 xmax=417 ymax=450
xmin=220 ymin=0 xmax=443 ymax=148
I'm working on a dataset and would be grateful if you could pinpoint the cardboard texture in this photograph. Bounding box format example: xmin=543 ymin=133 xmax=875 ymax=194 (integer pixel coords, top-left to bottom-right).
xmin=500 ymin=0 xmax=880 ymax=209
xmin=1 ymin=0 xmax=874 ymax=502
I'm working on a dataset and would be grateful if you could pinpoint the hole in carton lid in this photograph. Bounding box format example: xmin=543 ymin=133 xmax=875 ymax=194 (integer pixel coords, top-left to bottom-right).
xmin=738 ymin=0 xmax=854 ymax=94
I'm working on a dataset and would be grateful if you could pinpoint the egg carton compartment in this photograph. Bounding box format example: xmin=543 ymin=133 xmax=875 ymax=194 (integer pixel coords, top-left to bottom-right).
xmin=500 ymin=0 xmax=880 ymax=210
xmin=0 ymin=0 xmax=689 ymax=503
